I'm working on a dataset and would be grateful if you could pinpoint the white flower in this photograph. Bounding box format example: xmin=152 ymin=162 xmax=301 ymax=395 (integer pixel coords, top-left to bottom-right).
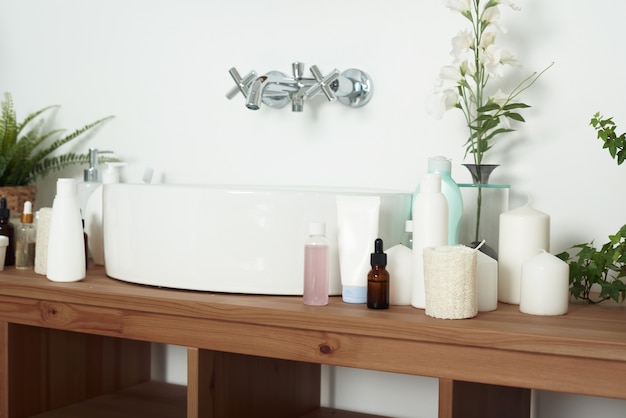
xmin=444 ymin=0 xmax=471 ymax=13
xmin=458 ymin=55 xmax=477 ymax=77
xmin=479 ymin=31 xmax=497 ymax=49
xmin=499 ymin=48 xmax=517 ymax=66
xmin=451 ymin=29 xmax=473 ymax=58
xmin=426 ymin=89 xmax=459 ymax=120
xmin=494 ymin=0 xmax=520 ymax=11
xmin=482 ymin=5 xmax=501 ymax=23
xmin=489 ymin=89 xmax=512 ymax=128
xmin=489 ymin=89 xmax=509 ymax=107
xmin=481 ymin=44 xmax=516 ymax=78
xmin=436 ymin=65 xmax=464 ymax=91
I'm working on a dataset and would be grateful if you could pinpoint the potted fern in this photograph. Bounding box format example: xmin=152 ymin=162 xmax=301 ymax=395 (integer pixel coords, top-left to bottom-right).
xmin=0 ymin=92 xmax=114 ymax=214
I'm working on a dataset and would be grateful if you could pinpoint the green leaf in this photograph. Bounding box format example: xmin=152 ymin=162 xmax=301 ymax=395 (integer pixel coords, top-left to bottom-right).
xmin=0 ymin=92 xmax=115 ymax=186
xmin=502 ymin=103 xmax=531 ymax=110
xmin=504 ymin=112 xmax=526 ymax=122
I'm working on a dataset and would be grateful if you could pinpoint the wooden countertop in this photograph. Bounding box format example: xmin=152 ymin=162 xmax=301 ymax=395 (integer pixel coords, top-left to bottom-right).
xmin=1 ymin=266 xmax=625 ymax=400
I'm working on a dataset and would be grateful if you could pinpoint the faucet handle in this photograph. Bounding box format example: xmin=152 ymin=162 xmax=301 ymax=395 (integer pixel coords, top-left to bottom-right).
xmin=226 ymin=68 xmax=257 ymax=99
xmin=305 ymin=65 xmax=340 ymax=101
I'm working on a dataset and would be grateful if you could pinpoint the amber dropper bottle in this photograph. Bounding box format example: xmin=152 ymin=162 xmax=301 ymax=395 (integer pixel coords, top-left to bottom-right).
xmin=367 ymin=238 xmax=389 ymax=309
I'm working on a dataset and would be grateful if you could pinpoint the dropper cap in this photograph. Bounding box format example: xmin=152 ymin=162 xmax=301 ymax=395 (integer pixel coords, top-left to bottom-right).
xmin=370 ymin=238 xmax=387 ymax=267
xmin=0 ymin=197 xmax=10 ymax=220
xmin=20 ymin=201 xmax=33 ymax=224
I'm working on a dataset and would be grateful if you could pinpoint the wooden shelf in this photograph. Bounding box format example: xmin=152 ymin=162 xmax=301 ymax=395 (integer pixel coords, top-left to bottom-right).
xmin=30 ymin=382 xmax=186 ymax=418
xmin=1 ymin=266 xmax=624 ymax=418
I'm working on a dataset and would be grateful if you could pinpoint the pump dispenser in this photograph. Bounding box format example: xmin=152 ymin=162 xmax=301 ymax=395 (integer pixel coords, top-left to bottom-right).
xmin=367 ymin=238 xmax=390 ymax=309
xmin=77 ymin=148 xmax=113 ymax=219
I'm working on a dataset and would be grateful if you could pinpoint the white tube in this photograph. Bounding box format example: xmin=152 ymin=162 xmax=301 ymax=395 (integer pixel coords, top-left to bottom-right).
xmin=335 ymin=195 xmax=380 ymax=303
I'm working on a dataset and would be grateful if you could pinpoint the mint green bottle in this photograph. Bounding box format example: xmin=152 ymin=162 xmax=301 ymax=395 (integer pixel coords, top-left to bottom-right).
xmin=413 ymin=156 xmax=463 ymax=245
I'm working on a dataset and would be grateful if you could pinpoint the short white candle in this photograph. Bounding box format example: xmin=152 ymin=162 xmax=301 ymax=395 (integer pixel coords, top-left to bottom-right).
xmin=476 ymin=251 xmax=498 ymax=312
xmin=520 ymin=250 xmax=569 ymax=315
xmin=498 ymin=205 xmax=550 ymax=304
xmin=387 ymin=244 xmax=413 ymax=305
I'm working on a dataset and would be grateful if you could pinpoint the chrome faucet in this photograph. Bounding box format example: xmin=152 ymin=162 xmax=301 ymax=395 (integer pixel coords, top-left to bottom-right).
xmin=226 ymin=62 xmax=373 ymax=112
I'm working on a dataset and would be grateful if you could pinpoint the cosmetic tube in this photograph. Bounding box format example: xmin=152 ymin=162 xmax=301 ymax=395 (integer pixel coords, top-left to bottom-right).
xmin=336 ymin=195 xmax=380 ymax=303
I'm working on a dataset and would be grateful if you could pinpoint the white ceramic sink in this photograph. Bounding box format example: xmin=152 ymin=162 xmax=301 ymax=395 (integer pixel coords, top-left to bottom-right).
xmin=103 ymin=184 xmax=411 ymax=295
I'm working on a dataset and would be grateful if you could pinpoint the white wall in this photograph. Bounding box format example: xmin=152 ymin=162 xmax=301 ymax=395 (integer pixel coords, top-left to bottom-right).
xmin=2 ymin=1 xmax=625 ymax=417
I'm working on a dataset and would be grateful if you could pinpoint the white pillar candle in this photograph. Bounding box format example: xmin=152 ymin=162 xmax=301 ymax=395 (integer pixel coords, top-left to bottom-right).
xmin=498 ymin=204 xmax=550 ymax=304
xmin=386 ymin=244 xmax=413 ymax=305
xmin=520 ymin=250 xmax=569 ymax=315
xmin=476 ymin=251 xmax=498 ymax=312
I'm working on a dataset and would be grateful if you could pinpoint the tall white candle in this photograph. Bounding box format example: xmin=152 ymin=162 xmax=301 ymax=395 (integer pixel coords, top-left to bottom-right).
xmin=520 ymin=250 xmax=569 ymax=315
xmin=476 ymin=251 xmax=498 ymax=312
xmin=498 ymin=204 xmax=550 ymax=304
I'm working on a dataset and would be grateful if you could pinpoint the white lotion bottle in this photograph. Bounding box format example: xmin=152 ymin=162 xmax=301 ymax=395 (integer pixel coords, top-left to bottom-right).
xmin=411 ymin=173 xmax=448 ymax=309
xmin=47 ymin=178 xmax=86 ymax=282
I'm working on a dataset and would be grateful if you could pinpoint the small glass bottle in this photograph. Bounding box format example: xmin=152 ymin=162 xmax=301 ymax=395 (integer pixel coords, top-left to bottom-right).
xmin=368 ymin=238 xmax=389 ymax=309
xmin=303 ymin=222 xmax=329 ymax=306
xmin=16 ymin=201 xmax=36 ymax=270
xmin=0 ymin=197 xmax=15 ymax=267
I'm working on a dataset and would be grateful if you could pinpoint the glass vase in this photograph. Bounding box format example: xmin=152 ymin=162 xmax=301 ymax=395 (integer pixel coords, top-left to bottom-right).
xmin=458 ymin=165 xmax=509 ymax=259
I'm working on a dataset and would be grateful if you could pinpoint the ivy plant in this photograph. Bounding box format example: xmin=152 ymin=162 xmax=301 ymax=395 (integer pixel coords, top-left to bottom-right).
xmin=590 ymin=112 xmax=626 ymax=166
xmin=557 ymin=224 xmax=626 ymax=304
xmin=556 ymin=112 xmax=626 ymax=304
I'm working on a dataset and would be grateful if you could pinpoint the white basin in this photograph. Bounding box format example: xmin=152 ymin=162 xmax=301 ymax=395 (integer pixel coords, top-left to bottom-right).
xmin=103 ymin=184 xmax=411 ymax=295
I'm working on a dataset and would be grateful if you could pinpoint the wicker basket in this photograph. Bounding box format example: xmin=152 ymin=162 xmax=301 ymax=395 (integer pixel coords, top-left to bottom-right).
xmin=0 ymin=186 xmax=37 ymax=217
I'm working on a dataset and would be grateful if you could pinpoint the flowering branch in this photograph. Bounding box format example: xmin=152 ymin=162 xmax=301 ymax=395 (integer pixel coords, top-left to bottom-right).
xmin=427 ymin=0 xmax=552 ymax=165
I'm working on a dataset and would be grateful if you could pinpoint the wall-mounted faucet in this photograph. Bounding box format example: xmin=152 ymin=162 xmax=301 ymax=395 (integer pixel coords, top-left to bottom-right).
xmin=226 ymin=62 xmax=373 ymax=112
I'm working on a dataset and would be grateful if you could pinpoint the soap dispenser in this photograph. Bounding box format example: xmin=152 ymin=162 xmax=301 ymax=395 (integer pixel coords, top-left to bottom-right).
xmin=85 ymin=162 xmax=126 ymax=265
xmin=77 ymin=148 xmax=112 ymax=219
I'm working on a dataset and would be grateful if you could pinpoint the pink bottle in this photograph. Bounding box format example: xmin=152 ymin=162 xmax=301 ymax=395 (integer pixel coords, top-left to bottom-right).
xmin=303 ymin=222 xmax=329 ymax=306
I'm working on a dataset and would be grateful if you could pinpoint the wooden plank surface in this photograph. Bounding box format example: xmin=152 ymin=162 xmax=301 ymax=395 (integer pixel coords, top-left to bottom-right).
xmin=0 ymin=267 xmax=625 ymax=400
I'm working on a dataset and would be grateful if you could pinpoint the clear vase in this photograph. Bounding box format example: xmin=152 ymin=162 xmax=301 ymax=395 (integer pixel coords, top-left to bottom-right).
xmin=458 ymin=164 xmax=509 ymax=259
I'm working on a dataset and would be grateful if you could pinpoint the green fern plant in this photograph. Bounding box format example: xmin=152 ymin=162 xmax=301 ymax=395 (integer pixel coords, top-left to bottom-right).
xmin=0 ymin=92 xmax=114 ymax=186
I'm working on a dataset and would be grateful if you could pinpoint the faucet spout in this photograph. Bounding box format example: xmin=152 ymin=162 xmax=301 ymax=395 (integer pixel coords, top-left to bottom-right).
xmin=246 ymin=74 xmax=299 ymax=110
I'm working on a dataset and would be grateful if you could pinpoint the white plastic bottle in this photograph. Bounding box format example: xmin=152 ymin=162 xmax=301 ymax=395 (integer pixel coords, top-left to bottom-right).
xmin=426 ymin=156 xmax=463 ymax=245
xmin=47 ymin=178 xmax=86 ymax=282
xmin=411 ymin=173 xmax=448 ymax=309
xmin=303 ymin=222 xmax=329 ymax=306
